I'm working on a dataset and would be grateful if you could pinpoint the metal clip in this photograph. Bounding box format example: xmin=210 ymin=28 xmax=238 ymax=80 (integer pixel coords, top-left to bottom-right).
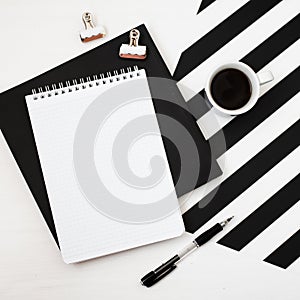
xmin=80 ymin=12 xmax=106 ymax=43
xmin=119 ymin=29 xmax=147 ymax=60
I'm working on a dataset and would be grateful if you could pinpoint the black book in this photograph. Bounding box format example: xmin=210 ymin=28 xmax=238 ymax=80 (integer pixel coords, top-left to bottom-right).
xmin=0 ymin=24 xmax=221 ymax=246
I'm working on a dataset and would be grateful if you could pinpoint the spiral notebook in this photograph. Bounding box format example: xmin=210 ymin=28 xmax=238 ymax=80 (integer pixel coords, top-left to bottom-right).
xmin=0 ymin=25 xmax=221 ymax=247
xmin=25 ymin=67 xmax=184 ymax=263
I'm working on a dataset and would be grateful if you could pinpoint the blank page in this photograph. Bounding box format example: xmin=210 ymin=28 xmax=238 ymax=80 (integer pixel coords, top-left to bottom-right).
xmin=26 ymin=69 xmax=184 ymax=263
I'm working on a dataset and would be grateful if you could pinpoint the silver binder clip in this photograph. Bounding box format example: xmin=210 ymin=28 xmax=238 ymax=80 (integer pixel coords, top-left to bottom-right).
xmin=119 ymin=29 xmax=147 ymax=60
xmin=80 ymin=12 xmax=106 ymax=43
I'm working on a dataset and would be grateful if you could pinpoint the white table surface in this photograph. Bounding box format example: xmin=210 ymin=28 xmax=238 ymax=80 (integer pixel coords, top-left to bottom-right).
xmin=0 ymin=1 xmax=299 ymax=299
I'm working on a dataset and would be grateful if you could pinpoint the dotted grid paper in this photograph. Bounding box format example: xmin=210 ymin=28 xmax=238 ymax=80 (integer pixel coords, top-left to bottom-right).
xmin=25 ymin=69 xmax=184 ymax=263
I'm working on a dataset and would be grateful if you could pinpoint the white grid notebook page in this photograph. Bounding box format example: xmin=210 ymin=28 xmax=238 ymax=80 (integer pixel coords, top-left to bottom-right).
xmin=26 ymin=69 xmax=184 ymax=263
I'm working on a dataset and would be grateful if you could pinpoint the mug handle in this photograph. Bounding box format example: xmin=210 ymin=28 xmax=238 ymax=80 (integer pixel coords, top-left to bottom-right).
xmin=257 ymin=71 xmax=274 ymax=85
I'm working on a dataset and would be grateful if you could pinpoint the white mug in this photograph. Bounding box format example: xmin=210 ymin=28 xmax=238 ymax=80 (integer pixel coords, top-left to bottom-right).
xmin=205 ymin=62 xmax=274 ymax=115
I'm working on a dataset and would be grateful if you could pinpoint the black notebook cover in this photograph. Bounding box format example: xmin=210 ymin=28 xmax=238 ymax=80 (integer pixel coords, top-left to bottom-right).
xmin=0 ymin=24 xmax=221 ymax=246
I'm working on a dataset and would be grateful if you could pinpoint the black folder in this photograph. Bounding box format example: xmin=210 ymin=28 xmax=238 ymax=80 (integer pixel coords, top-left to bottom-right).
xmin=0 ymin=24 xmax=221 ymax=246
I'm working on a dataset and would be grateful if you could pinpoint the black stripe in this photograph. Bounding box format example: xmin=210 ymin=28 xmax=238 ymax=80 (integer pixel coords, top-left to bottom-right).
xmin=186 ymin=14 xmax=299 ymax=120
xmin=210 ymin=67 xmax=300 ymax=159
xmin=183 ymin=120 xmax=300 ymax=233
xmin=197 ymin=0 xmax=216 ymax=14
xmin=242 ymin=14 xmax=300 ymax=72
xmin=264 ymin=229 xmax=300 ymax=269
xmin=174 ymin=0 xmax=283 ymax=81
xmin=218 ymin=174 xmax=300 ymax=250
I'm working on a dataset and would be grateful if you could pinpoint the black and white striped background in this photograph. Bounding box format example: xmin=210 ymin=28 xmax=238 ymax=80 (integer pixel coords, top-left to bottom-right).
xmin=174 ymin=0 xmax=299 ymax=271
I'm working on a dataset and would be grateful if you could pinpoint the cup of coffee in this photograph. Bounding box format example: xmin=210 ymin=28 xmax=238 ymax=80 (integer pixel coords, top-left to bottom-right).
xmin=205 ymin=62 xmax=274 ymax=115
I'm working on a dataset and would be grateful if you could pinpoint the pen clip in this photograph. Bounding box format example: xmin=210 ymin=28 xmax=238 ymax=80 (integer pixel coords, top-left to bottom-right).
xmin=150 ymin=265 xmax=177 ymax=287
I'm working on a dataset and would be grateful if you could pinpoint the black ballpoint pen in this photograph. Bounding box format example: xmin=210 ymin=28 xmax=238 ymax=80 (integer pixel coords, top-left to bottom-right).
xmin=141 ymin=216 xmax=234 ymax=287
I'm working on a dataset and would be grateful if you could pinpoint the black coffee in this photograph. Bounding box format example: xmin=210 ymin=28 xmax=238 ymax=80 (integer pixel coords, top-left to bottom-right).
xmin=210 ymin=68 xmax=252 ymax=110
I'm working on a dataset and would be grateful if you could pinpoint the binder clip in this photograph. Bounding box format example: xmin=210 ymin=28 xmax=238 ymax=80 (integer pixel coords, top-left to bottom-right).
xmin=119 ymin=29 xmax=147 ymax=60
xmin=80 ymin=12 xmax=106 ymax=43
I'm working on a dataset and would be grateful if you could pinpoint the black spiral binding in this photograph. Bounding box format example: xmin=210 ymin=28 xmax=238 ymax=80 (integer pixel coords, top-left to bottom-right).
xmin=31 ymin=66 xmax=140 ymax=100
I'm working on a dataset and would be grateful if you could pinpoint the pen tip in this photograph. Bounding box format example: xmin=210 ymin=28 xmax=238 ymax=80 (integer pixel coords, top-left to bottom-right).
xmin=220 ymin=216 xmax=234 ymax=227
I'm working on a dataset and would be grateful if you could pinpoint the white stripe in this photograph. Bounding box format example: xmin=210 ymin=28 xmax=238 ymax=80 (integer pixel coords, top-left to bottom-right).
xmin=180 ymin=92 xmax=300 ymax=214
xmin=197 ymin=39 xmax=300 ymax=139
xmin=216 ymin=93 xmax=300 ymax=174
xmin=242 ymin=200 xmax=300 ymax=262
xmin=286 ymin=256 xmax=300 ymax=273
xmin=192 ymin=146 xmax=300 ymax=238
xmin=178 ymin=0 xmax=299 ymax=101
xmin=184 ymin=0 xmax=250 ymax=57
xmin=168 ymin=0 xmax=250 ymax=74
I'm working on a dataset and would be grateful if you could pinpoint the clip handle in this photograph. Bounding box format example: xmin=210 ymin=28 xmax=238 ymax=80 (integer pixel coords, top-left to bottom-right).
xmin=129 ymin=29 xmax=140 ymax=47
xmin=82 ymin=12 xmax=95 ymax=29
